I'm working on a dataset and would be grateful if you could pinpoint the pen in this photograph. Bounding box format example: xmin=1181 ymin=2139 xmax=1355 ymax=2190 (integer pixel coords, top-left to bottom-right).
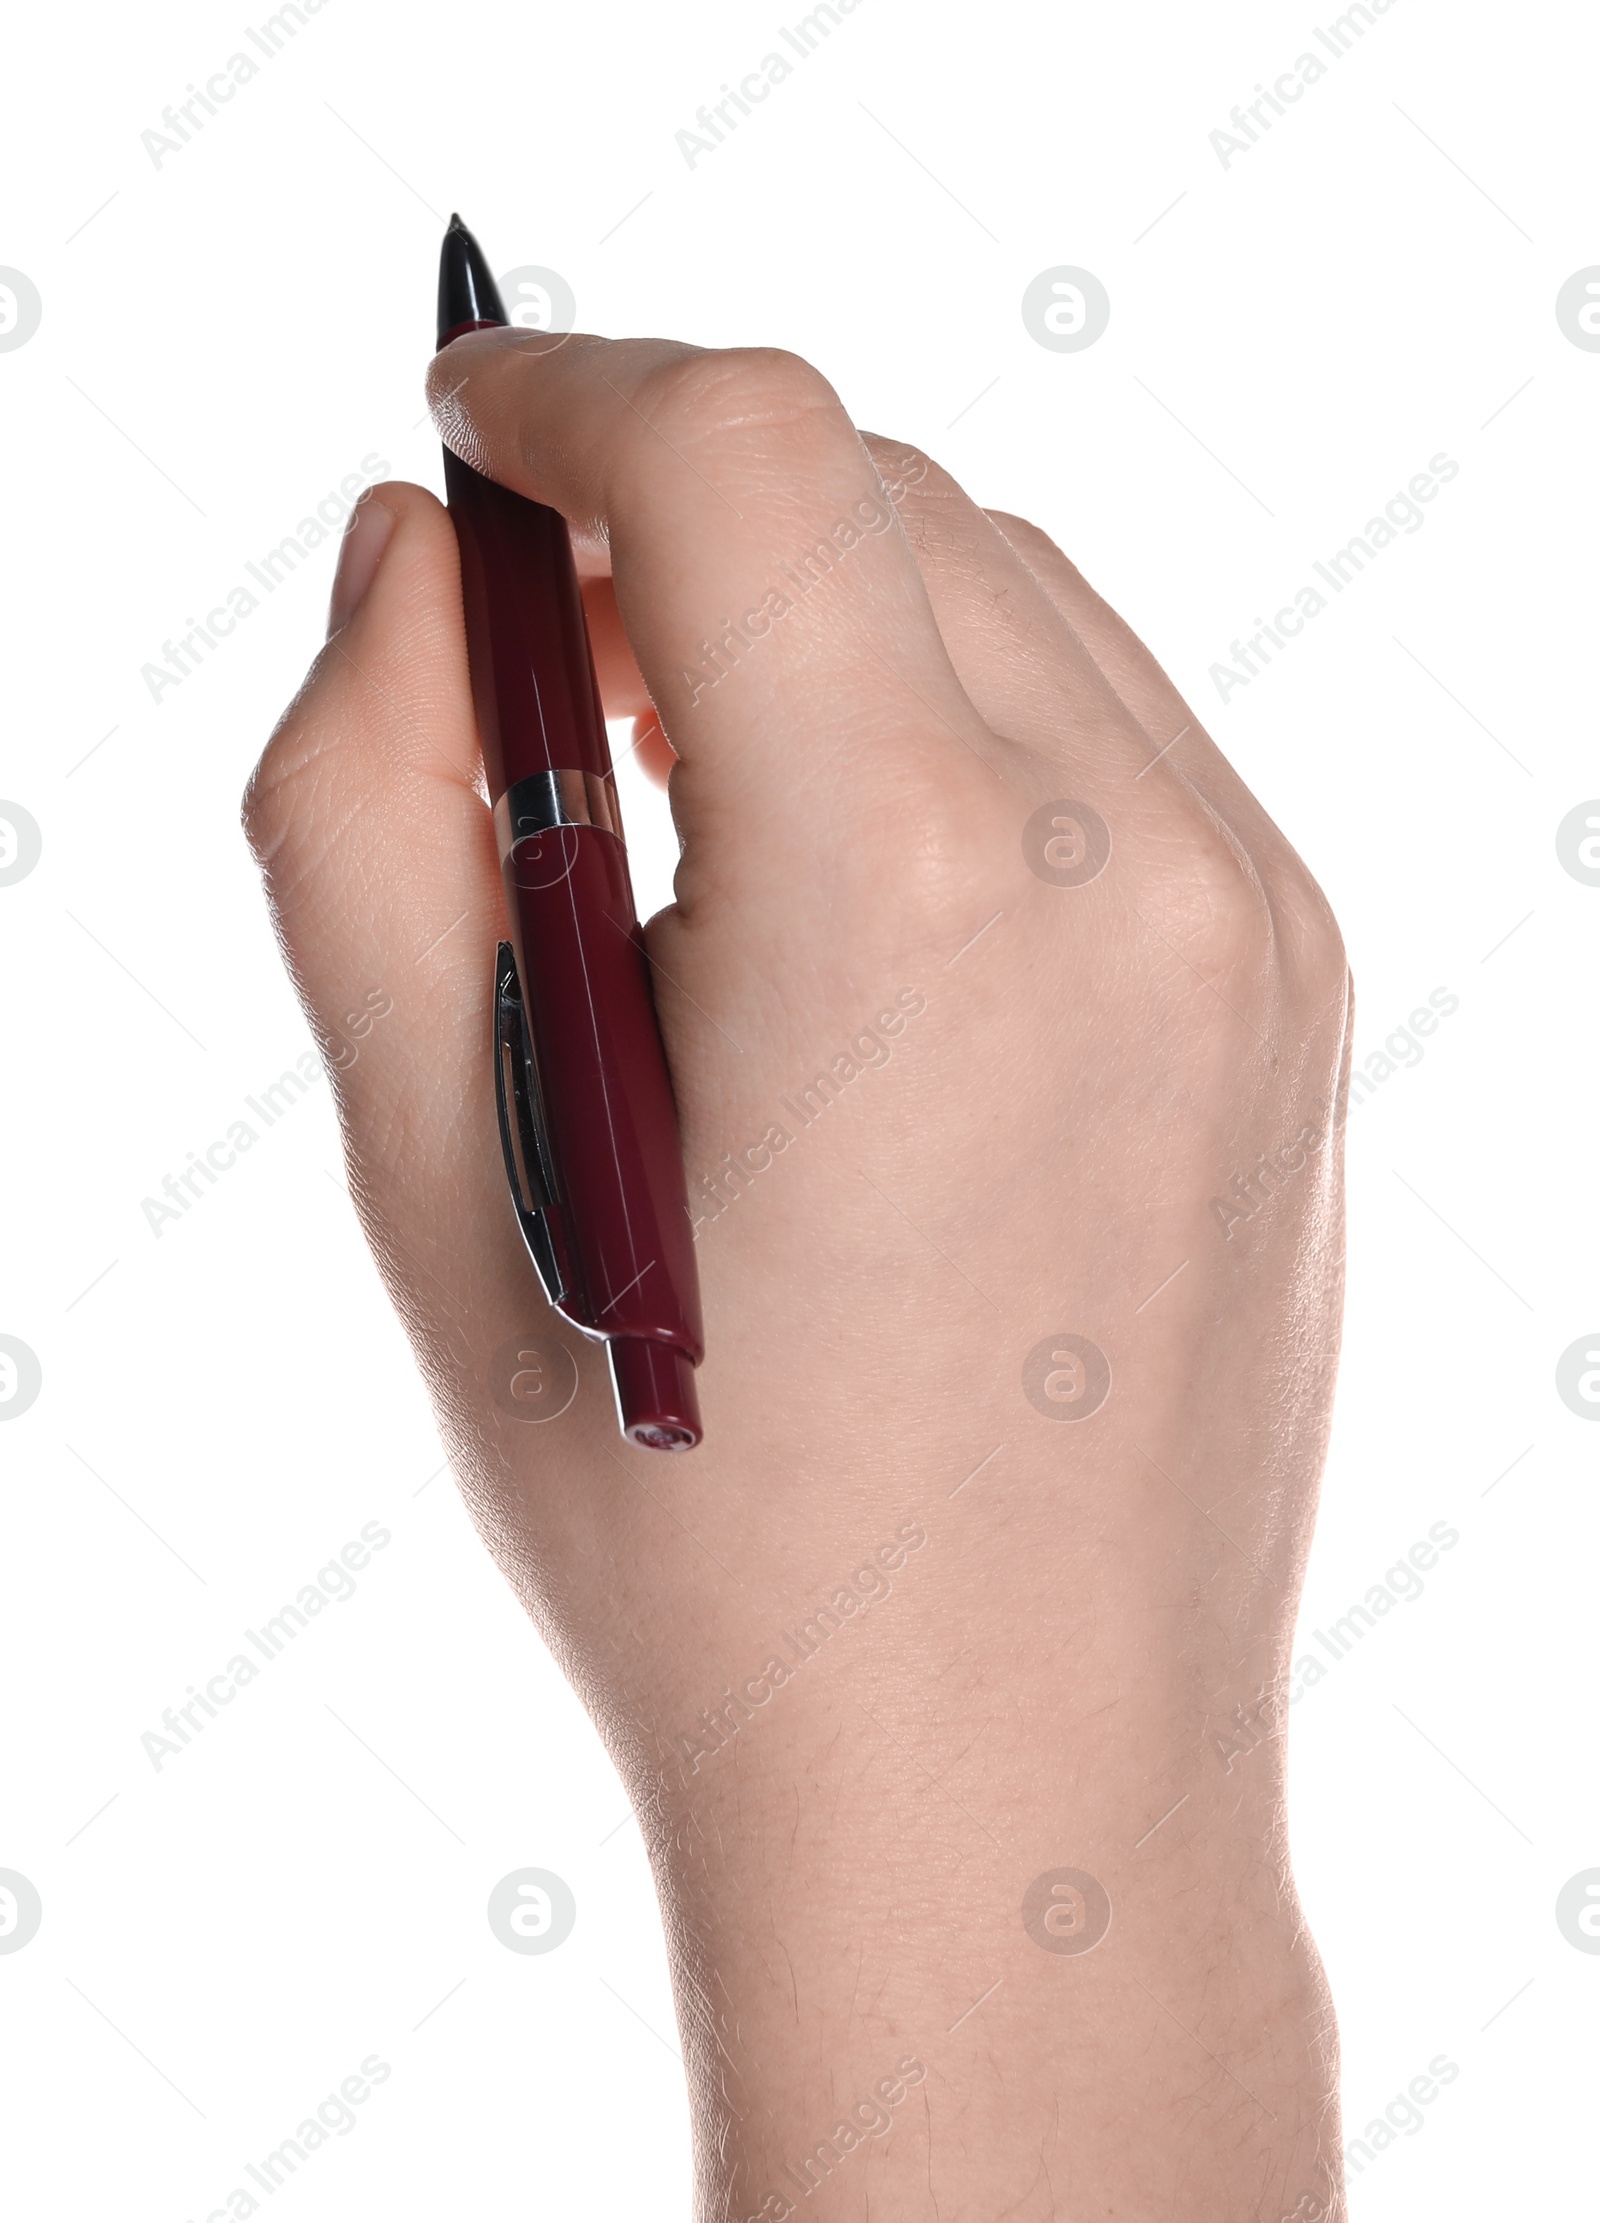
xmin=436 ymin=215 xmax=705 ymax=1451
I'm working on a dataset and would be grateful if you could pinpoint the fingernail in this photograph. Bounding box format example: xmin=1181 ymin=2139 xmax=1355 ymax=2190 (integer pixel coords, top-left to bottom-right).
xmin=327 ymin=490 xmax=396 ymax=637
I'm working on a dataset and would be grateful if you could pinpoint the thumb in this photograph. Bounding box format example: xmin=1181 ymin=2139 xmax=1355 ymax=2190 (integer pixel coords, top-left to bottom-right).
xmin=241 ymin=481 xmax=584 ymax=1424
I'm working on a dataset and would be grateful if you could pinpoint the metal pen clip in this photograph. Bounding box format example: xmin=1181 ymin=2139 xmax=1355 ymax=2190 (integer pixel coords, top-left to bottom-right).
xmin=493 ymin=941 xmax=570 ymax=1310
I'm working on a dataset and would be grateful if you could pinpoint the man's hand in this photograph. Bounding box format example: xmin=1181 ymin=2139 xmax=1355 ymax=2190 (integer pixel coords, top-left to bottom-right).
xmin=243 ymin=326 xmax=1351 ymax=2220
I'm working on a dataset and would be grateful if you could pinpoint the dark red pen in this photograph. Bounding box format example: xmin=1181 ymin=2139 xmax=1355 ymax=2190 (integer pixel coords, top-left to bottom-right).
xmin=436 ymin=215 xmax=704 ymax=1451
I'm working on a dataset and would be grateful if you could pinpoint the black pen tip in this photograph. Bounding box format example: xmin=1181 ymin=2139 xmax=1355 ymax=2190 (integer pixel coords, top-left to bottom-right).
xmin=437 ymin=214 xmax=507 ymax=347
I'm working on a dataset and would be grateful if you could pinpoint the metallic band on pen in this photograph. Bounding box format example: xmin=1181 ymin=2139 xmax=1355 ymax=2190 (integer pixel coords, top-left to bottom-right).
xmin=494 ymin=770 xmax=620 ymax=860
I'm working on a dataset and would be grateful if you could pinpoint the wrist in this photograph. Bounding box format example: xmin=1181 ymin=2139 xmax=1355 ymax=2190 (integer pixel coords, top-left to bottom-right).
xmin=636 ymin=1690 xmax=1338 ymax=2221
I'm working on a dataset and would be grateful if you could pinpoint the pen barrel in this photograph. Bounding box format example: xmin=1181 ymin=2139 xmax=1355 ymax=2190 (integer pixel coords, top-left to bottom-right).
xmin=444 ymin=448 xmax=613 ymax=790
xmin=445 ymin=447 xmax=703 ymax=1365
xmin=504 ymin=829 xmax=703 ymax=1359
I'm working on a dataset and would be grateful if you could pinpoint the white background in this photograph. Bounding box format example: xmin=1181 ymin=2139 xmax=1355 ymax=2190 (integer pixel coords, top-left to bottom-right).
xmin=3 ymin=0 xmax=1595 ymax=2214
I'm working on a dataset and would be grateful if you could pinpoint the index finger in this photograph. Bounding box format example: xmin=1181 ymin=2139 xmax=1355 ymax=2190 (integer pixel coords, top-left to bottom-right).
xmin=426 ymin=329 xmax=994 ymax=801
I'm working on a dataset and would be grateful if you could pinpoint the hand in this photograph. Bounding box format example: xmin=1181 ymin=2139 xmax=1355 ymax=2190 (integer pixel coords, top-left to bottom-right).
xmin=244 ymin=326 xmax=1351 ymax=2221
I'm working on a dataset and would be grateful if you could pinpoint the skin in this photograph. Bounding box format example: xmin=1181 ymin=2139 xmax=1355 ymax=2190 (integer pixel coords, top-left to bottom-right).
xmin=244 ymin=325 xmax=1352 ymax=2222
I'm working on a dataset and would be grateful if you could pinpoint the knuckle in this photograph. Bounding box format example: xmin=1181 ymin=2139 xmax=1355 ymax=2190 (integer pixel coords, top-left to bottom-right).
xmin=633 ymin=345 xmax=844 ymax=452
xmin=240 ymin=660 xmax=340 ymax=874
xmin=874 ymin=757 xmax=1012 ymax=933
xmin=900 ymin=791 xmax=991 ymax=913
xmin=1139 ymin=807 xmax=1349 ymax=1017
xmin=861 ymin=440 xmax=976 ymax=566
xmin=988 ymin=508 xmax=1078 ymax=578
xmin=1148 ymin=809 xmax=1276 ymax=976
xmin=862 ymin=433 xmax=938 ymax=500
xmin=241 ymin=729 xmax=302 ymax=874
xmin=1267 ymin=851 xmax=1347 ymax=995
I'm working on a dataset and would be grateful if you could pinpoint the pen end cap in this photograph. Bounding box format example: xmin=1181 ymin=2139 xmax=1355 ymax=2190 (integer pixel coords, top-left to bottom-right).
xmin=609 ymin=1339 xmax=702 ymax=1452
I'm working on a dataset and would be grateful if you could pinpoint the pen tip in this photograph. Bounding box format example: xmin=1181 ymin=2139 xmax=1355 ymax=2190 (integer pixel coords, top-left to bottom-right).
xmin=437 ymin=213 xmax=507 ymax=347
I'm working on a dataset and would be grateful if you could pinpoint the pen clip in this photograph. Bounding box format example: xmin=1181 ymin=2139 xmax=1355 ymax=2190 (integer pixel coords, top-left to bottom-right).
xmin=493 ymin=941 xmax=570 ymax=1310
